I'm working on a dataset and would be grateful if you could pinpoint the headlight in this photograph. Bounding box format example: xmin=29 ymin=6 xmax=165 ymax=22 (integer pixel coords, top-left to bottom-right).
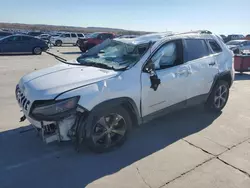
xmin=31 ymin=97 xmax=80 ymax=120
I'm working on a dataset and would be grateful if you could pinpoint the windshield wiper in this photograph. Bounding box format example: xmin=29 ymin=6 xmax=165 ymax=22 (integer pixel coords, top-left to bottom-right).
xmin=84 ymin=62 xmax=120 ymax=71
xmin=45 ymin=51 xmax=81 ymax=66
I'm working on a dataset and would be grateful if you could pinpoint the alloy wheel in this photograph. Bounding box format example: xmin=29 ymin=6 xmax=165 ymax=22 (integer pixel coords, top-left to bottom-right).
xmin=214 ymin=85 xmax=228 ymax=109
xmin=34 ymin=47 xmax=42 ymax=55
xmin=92 ymin=113 xmax=126 ymax=148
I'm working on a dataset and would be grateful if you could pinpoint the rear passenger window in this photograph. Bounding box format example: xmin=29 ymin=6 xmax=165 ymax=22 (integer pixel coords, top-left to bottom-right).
xmin=185 ymin=39 xmax=210 ymax=62
xmin=21 ymin=36 xmax=32 ymax=41
xmin=71 ymin=34 xmax=77 ymax=38
xmin=208 ymin=40 xmax=222 ymax=53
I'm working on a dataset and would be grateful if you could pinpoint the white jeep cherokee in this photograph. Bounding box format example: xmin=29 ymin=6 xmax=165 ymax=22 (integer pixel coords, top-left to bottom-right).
xmin=50 ymin=33 xmax=85 ymax=46
xmin=16 ymin=31 xmax=234 ymax=152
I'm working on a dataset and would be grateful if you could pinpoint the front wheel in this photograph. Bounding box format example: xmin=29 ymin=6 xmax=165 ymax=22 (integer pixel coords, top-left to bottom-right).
xmin=55 ymin=40 xmax=62 ymax=46
xmin=85 ymin=106 xmax=132 ymax=153
xmin=205 ymin=80 xmax=229 ymax=112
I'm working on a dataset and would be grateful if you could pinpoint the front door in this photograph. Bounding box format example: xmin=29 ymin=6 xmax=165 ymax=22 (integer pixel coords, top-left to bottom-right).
xmin=141 ymin=40 xmax=190 ymax=117
xmin=1 ymin=36 xmax=22 ymax=53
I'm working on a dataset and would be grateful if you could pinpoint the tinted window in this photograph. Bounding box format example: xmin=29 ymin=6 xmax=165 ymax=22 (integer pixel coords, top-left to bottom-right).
xmin=21 ymin=36 xmax=32 ymax=41
xmin=65 ymin=34 xmax=70 ymax=37
xmin=185 ymin=39 xmax=210 ymax=62
xmin=98 ymin=34 xmax=105 ymax=40
xmin=71 ymin=33 xmax=77 ymax=38
xmin=107 ymin=34 xmax=114 ymax=39
xmin=208 ymin=40 xmax=222 ymax=53
xmin=77 ymin=34 xmax=83 ymax=37
xmin=151 ymin=40 xmax=183 ymax=69
xmin=4 ymin=36 xmax=22 ymax=42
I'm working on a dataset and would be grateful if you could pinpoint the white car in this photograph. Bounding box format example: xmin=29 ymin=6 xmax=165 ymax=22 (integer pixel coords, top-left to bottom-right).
xmin=226 ymin=40 xmax=250 ymax=54
xmin=50 ymin=33 xmax=85 ymax=46
xmin=16 ymin=31 xmax=234 ymax=153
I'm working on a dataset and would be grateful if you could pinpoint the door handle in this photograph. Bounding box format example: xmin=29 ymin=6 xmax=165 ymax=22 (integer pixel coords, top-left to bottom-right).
xmin=175 ymin=69 xmax=190 ymax=76
xmin=209 ymin=62 xmax=216 ymax=66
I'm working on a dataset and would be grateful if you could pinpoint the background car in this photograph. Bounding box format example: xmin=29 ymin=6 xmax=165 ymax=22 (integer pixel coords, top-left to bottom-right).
xmin=219 ymin=35 xmax=227 ymax=42
xmin=77 ymin=32 xmax=115 ymax=52
xmin=0 ymin=31 xmax=12 ymax=39
xmin=50 ymin=32 xmax=85 ymax=46
xmin=27 ymin=31 xmax=44 ymax=37
xmin=0 ymin=35 xmax=48 ymax=55
xmin=37 ymin=34 xmax=51 ymax=42
xmin=224 ymin=34 xmax=244 ymax=43
xmin=226 ymin=40 xmax=250 ymax=54
xmin=244 ymin=34 xmax=250 ymax=40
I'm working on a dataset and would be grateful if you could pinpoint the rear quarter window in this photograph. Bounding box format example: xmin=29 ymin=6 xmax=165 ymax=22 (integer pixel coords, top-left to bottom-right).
xmin=208 ymin=39 xmax=222 ymax=53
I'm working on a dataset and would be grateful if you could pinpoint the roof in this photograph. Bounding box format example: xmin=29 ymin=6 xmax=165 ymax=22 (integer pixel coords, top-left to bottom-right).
xmin=114 ymin=31 xmax=215 ymax=45
xmin=115 ymin=32 xmax=173 ymax=45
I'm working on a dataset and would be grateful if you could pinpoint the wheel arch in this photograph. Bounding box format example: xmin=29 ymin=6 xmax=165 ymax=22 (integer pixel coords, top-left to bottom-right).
xmin=209 ymin=71 xmax=233 ymax=96
xmin=79 ymin=97 xmax=141 ymax=139
xmin=91 ymin=97 xmax=141 ymax=126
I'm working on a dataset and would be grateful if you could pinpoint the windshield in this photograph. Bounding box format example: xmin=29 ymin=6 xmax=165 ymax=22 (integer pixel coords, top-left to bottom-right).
xmin=88 ymin=32 xmax=100 ymax=38
xmin=76 ymin=40 xmax=149 ymax=70
xmin=227 ymin=41 xmax=244 ymax=45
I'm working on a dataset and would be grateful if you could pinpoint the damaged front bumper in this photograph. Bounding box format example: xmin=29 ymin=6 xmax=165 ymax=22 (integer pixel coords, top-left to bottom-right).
xmin=21 ymin=111 xmax=79 ymax=143
xmin=16 ymin=85 xmax=87 ymax=143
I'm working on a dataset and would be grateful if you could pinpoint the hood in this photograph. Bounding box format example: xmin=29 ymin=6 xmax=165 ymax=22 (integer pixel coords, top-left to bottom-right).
xmin=19 ymin=63 xmax=119 ymax=101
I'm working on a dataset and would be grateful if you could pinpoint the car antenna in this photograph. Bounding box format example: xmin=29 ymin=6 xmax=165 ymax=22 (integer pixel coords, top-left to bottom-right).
xmin=44 ymin=51 xmax=80 ymax=66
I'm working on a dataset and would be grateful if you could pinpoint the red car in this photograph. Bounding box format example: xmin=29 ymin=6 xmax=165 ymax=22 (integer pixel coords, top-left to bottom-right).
xmin=77 ymin=32 xmax=115 ymax=52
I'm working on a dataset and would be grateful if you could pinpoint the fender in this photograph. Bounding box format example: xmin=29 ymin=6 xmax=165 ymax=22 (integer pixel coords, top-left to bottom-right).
xmin=81 ymin=97 xmax=141 ymax=138
xmin=209 ymin=70 xmax=233 ymax=95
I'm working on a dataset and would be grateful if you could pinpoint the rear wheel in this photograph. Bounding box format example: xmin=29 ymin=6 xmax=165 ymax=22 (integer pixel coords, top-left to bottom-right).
xmin=33 ymin=47 xmax=42 ymax=55
xmin=205 ymin=80 xmax=229 ymax=112
xmin=85 ymin=106 xmax=132 ymax=153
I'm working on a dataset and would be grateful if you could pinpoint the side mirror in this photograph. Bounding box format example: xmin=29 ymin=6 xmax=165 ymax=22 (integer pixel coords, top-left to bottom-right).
xmin=144 ymin=59 xmax=155 ymax=74
xmin=144 ymin=60 xmax=161 ymax=91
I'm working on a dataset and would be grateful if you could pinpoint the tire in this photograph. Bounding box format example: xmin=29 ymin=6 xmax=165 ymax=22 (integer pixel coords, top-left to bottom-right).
xmin=205 ymin=80 xmax=229 ymax=112
xmin=55 ymin=40 xmax=62 ymax=46
xmin=85 ymin=106 xmax=132 ymax=153
xmin=80 ymin=47 xmax=87 ymax=53
xmin=33 ymin=47 xmax=42 ymax=55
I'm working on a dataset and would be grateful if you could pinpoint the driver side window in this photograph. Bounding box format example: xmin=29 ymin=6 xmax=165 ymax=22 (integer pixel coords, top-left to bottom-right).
xmin=151 ymin=40 xmax=183 ymax=70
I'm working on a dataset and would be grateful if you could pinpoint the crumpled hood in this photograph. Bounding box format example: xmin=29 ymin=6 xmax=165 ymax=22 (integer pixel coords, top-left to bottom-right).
xmin=19 ymin=63 xmax=119 ymax=101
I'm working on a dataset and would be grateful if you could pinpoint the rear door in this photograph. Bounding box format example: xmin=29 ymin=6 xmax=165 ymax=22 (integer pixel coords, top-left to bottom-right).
xmin=64 ymin=34 xmax=71 ymax=43
xmin=19 ymin=36 xmax=34 ymax=53
xmin=70 ymin=33 xmax=78 ymax=44
xmin=183 ymin=39 xmax=218 ymax=102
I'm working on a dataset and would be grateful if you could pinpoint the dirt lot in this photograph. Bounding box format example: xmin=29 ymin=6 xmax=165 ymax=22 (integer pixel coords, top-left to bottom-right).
xmin=0 ymin=46 xmax=250 ymax=188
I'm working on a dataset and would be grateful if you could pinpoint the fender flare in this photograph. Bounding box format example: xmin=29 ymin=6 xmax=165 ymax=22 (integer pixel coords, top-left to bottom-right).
xmin=79 ymin=97 xmax=141 ymax=138
xmin=209 ymin=70 xmax=233 ymax=95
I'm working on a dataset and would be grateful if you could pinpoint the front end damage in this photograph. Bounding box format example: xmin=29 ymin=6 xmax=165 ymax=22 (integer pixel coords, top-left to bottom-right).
xmin=16 ymin=85 xmax=87 ymax=144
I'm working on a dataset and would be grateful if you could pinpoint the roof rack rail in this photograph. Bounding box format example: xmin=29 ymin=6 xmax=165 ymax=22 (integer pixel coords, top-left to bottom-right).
xmin=175 ymin=30 xmax=212 ymax=35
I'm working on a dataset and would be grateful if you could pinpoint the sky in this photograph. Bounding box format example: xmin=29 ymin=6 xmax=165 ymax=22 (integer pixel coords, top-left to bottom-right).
xmin=0 ymin=0 xmax=249 ymax=35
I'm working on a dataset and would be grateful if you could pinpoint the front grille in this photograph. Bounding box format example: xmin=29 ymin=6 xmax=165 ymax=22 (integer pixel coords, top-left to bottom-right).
xmin=16 ymin=85 xmax=30 ymax=111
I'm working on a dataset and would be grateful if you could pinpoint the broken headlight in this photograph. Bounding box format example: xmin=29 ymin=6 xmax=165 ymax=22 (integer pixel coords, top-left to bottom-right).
xmin=31 ymin=96 xmax=80 ymax=120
